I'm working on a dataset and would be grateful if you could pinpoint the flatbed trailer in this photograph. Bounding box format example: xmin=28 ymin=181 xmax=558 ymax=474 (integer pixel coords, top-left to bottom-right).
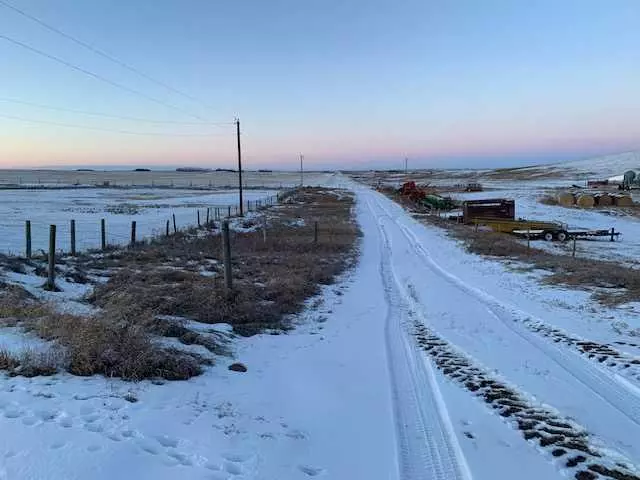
xmin=471 ymin=217 xmax=570 ymax=241
xmin=512 ymin=228 xmax=620 ymax=241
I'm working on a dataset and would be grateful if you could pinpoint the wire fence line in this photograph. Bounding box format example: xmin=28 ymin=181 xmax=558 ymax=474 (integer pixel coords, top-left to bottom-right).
xmin=5 ymin=192 xmax=288 ymax=259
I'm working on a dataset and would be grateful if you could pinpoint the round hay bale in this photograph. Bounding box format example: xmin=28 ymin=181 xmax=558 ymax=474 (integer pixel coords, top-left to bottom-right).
xmin=613 ymin=194 xmax=634 ymax=207
xmin=595 ymin=193 xmax=612 ymax=206
xmin=575 ymin=193 xmax=595 ymax=207
xmin=556 ymin=192 xmax=575 ymax=206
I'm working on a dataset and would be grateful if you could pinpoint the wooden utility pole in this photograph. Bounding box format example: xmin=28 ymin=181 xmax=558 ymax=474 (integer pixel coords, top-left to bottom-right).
xmin=300 ymin=154 xmax=304 ymax=187
xmin=236 ymin=118 xmax=244 ymax=216
xmin=404 ymin=157 xmax=408 ymax=174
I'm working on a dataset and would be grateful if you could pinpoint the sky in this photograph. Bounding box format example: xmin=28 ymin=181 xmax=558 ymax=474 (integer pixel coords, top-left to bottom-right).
xmin=0 ymin=0 xmax=639 ymax=170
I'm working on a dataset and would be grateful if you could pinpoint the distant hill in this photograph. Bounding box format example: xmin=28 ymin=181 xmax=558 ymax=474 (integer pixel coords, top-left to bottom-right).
xmin=176 ymin=167 xmax=212 ymax=172
xmin=542 ymin=151 xmax=640 ymax=179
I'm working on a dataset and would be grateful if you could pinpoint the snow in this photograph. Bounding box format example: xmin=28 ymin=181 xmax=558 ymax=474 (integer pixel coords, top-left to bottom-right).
xmin=448 ymin=186 xmax=640 ymax=265
xmin=0 ymin=188 xmax=278 ymax=256
xmin=0 ymin=175 xmax=639 ymax=479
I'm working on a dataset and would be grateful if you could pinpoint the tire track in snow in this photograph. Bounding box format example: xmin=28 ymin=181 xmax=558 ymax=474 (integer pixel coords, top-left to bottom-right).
xmin=365 ymin=194 xmax=640 ymax=480
xmin=370 ymin=192 xmax=640 ymax=427
xmin=371 ymin=199 xmax=470 ymax=480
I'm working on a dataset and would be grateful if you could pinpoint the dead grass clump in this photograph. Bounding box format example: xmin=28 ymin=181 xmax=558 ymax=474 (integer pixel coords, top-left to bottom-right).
xmin=0 ymin=349 xmax=20 ymax=370
xmin=0 ymin=282 xmax=48 ymax=320
xmin=451 ymin=227 xmax=532 ymax=257
xmin=28 ymin=312 xmax=202 ymax=381
xmin=0 ymin=347 xmax=61 ymax=377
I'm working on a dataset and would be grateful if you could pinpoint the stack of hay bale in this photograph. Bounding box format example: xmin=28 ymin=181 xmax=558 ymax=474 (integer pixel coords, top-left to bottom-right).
xmin=556 ymin=192 xmax=576 ymax=206
xmin=613 ymin=193 xmax=634 ymax=206
xmin=575 ymin=192 xmax=595 ymax=207
xmin=594 ymin=192 xmax=612 ymax=206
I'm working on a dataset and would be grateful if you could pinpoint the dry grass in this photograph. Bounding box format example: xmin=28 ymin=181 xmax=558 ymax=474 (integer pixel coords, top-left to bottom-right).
xmin=0 ymin=347 xmax=61 ymax=377
xmin=88 ymin=187 xmax=359 ymax=336
xmin=0 ymin=187 xmax=358 ymax=380
xmin=23 ymin=311 xmax=204 ymax=380
xmin=0 ymin=282 xmax=48 ymax=320
xmin=451 ymin=226 xmax=640 ymax=305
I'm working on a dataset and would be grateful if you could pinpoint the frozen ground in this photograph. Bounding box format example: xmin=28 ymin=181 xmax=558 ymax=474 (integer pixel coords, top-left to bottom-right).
xmin=0 ymin=176 xmax=639 ymax=479
xmin=0 ymin=188 xmax=277 ymax=255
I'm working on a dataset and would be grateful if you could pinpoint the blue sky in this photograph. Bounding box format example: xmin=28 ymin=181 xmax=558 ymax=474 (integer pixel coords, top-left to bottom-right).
xmin=0 ymin=0 xmax=639 ymax=170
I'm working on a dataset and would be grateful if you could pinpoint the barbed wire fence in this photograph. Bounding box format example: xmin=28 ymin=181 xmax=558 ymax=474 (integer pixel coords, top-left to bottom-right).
xmin=4 ymin=191 xmax=289 ymax=262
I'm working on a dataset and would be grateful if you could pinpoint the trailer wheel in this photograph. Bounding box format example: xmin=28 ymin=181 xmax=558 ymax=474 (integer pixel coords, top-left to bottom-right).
xmin=556 ymin=231 xmax=568 ymax=242
xmin=543 ymin=231 xmax=554 ymax=242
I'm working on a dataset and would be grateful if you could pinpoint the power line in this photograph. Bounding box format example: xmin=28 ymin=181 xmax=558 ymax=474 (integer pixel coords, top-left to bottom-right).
xmin=0 ymin=0 xmax=213 ymax=111
xmin=0 ymin=112 xmax=233 ymax=137
xmin=0 ymin=97 xmax=233 ymax=127
xmin=0 ymin=33 xmax=210 ymax=122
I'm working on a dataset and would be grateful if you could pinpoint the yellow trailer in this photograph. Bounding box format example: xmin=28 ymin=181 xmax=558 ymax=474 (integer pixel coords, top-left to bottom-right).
xmin=471 ymin=217 xmax=569 ymax=241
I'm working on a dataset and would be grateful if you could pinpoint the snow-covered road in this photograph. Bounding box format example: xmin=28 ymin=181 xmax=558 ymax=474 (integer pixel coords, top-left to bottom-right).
xmin=1 ymin=181 xmax=639 ymax=479
xmin=357 ymin=184 xmax=640 ymax=479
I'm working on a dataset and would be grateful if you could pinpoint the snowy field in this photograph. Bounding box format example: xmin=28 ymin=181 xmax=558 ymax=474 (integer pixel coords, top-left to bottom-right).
xmin=1 ymin=178 xmax=639 ymax=479
xmin=0 ymin=188 xmax=277 ymax=255
xmin=0 ymin=169 xmax=331 ymax=189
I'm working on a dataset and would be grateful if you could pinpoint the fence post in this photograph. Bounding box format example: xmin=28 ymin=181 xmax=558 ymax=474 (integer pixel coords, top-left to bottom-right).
xmin=45 ymin=224 xmax=56 ymax=291
xmin=173 ymin=214 xmax=177 ymax=233
xmin=197 ymin=210 xmax=201 ymax=227
xmin=130 ymin=221 xmax=136 ymax=246
xmin=262 ymin=216 xmax=267 ymax=243
xmin=610 ymin=227 xmax=615 ymax=242
xmin=206 ymin=208 xmax=210 ymax=225
xmin=25 ymin=220 xmax=32 ymax=259
xmin=314 ymin=221 xmax=318 ymax=244
xmin=166 ymin=220 xmax=170 ymax=237
xmin=228 ymin=206 xmax=231 ymax=218
xmin=572 ymin=236 xmax=577 ymax=257
xmin=526 ymin=228 xmax=530 ymax=252
xmin=70 ymin=219 xmax=76 ymax=256
xmin=101 ymin=218 xmax=106 ymax=250
xmin=222 ymin=220 xmax=232 ymax=290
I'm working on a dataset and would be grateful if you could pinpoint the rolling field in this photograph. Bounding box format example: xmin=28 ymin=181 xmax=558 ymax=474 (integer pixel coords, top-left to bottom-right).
xmin=0 ymin=169 xmax=330 ymax=188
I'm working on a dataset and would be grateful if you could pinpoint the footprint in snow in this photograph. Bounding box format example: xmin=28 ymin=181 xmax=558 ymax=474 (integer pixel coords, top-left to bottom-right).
xmin=4 ymin=408 xmax=22 ymax=419
xmin=298 ymin=465 xmax=325 ymax=477
xmin=21 ymin=416 xmax=38 ymax=426
xmin=209 ymin=473 xmax=230 ymax=480
xmin=36 ymin=409 xmax=59 ymax=422
xmin=136 ymin=439 xmax=160 ymax=455
xmin=59 ymin=417 xmax=73 ymax=428
xmin=167 ymin=450 xmax=193 ymax=466
xmin=223 ymin=461 xmax=243 ymax=475
xmin=85 ymin=423 xmax=104 ymax=433
xmin=222 ymin=452 xmax=252 ymax=463
xmin=156 ymin=435 xmax=179 ymax=448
